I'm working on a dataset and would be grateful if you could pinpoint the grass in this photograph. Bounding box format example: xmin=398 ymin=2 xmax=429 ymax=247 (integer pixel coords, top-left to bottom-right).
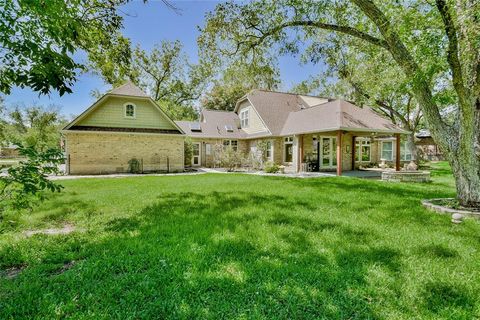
xmin=1 ymin=162 xmax=479 ymax=319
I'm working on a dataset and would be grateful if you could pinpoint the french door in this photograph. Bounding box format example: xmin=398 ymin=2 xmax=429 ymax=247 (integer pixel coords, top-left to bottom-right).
xmin=320 ymin=137 xmax=337 ymax=169
xmin=192 ymin=142 xmax=201 ymax=166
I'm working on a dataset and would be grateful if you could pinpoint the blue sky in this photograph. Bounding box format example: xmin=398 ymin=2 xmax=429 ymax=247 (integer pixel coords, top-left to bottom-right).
xmin=4 ymin=0 xmax=326 ymax=117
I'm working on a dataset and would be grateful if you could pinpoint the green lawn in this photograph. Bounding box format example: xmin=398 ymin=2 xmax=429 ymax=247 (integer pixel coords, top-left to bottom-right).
xmin=1 ymin=162 xmax=479 ymax=319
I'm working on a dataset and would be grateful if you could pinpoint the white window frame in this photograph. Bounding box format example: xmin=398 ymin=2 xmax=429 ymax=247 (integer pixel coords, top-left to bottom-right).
xmin=223 ymin=140 xmax=238 ymax=151
xmin=240 ymin=109 xmax=249 ymax=128
xmin=124 ymin=102 xmax=136 ymax=119
xmin=284 ymin=136 xmax=293 ymax=163
xmin=266 ymin=140 xmax=273 ymax=161
xmin=355 ymin=138 xmax=371 ymax=162
xmin=400 ymin=141 xmax=412 ymax=161
xmin=381 ymin=141 xmax=394 ymax=161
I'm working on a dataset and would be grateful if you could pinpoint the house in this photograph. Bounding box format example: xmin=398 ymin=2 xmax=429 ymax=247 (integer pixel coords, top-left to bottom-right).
xmin=62 ymin=82 xmax=185 ymax=175
xmin=176 ymin=90 xmax=410 ymax=174
xmin=415 ymin=130 xmax=444 ymax=161
xmin=63 ymin=83 xmax=410 ymax=175
xmin=0 ymin=144 xmax=20 ymax=158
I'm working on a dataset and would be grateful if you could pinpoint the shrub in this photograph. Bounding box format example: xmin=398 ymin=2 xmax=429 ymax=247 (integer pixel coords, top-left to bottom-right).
xmin=128 ymin=158 xmax=141 ymax=173
xmin=214 ymin=145 xmax=244 ymax=171
xmin=184 ymin=137 xmax=193 ymax=166
xmin=264 ymin=161 xmax=279 ymax=173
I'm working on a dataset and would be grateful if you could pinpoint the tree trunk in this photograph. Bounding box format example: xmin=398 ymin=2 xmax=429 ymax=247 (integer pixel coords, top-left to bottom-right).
xmin=449 ymin=152 xmax=480 ymax=207
xmin=407 ymin=132 xmax=418 ymax=162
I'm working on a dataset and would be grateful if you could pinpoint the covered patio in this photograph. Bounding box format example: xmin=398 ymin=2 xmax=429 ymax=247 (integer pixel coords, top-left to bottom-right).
xmin=279 ymin=100 xmax=410 ymax=175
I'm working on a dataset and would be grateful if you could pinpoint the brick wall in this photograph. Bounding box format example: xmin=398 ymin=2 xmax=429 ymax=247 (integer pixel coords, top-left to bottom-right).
xmin=65 ymin=132 xmax=184 ymax=174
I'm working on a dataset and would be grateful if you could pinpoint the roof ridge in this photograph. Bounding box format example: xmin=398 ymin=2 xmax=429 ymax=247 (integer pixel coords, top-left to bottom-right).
xmin=202 ymin=108 xmax=236 ymax=113
xmin=252 ymin=88 xmax=332 ymax=100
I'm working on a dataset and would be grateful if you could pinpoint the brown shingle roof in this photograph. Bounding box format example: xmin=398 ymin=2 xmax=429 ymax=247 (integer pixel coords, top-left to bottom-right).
xmin=280 ymin=99 xmax=408 ymax=135
xmin=109 ymin=81 xmax=149 ymax=97
xmin=175 ymin=109 xmax=247 ymax=139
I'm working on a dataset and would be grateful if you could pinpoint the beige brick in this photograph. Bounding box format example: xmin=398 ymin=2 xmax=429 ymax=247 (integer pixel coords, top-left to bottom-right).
xmin=65 ymin=132 xmax=184 ymax=175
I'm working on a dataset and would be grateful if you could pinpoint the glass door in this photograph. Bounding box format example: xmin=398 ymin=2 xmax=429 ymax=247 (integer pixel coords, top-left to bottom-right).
xmin=320 ymin=137 xmax=337 ymax=169
xmin=192 ymin=142 xmax=201 ymax=166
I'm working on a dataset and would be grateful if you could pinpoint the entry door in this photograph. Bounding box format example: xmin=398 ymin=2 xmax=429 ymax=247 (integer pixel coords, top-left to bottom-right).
xmin=192 ymin=142 xmax=201 ymax=166
xmin=320 ymin=137 xmax=337 ymax=169
xmin=285 ymin=143 xmax=293 ymax=162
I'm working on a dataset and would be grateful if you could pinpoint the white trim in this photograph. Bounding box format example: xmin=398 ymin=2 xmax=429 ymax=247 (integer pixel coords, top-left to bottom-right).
xmin=240 ymin=108 xmax=249 ymax=128
xmin=61 ymin=130 xmax=185 ymax=137
xmin=123 ymin=102 xmax=136 ymax=119
xmin=283 ymin=136 xmax=293 ymax=163
xmin=355 ymin=137 xmax=371 ymax=163
xmin=319 ymin=136 xmax=337 ymax=169
xmin=380 ymin=140 xmax=394 ymax=161
xmin=63 ymin=93 xmax=185 ymax=134
xmin=192 ymin=142 xmax=201 ymax=166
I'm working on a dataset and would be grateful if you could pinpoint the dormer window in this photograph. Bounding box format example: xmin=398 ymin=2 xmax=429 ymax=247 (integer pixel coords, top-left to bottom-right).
xmin=124 ymin=103 xmax=136 ymax=118
xmin=240 ymin=109 xmax=249 ymax=128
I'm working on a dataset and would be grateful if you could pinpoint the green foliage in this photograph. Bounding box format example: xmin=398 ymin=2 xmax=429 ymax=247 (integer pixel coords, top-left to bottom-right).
xmin=264 ymin=161 xmax=279 ymax=173
xmin=0 ymin=0 xmax=134 ymax=95
xmin=215 ymin=145 xmax=244 ymax=171
xmin=201 ymin=61 xmax=280 ymax=111
xmin=0 ymin=145 xmax=63 ymax=214
xmin=184 ymin=137 xmax=193 ymax=166
xmin=1 ymin=162 xmax=479 ymax=318
xmin=127 ymin=158 xmax=141 ymax=174
xmin=1 ymin=104 xmax=67 ymax=150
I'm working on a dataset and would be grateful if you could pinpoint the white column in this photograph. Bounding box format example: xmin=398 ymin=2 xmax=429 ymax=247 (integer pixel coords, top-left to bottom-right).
xmin=292 ymin=135 xmax=300 ymax=173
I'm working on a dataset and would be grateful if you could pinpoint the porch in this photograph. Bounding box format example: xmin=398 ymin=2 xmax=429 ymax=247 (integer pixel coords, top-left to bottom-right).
xmin=290 ymin=131 xmax=407 ymax=175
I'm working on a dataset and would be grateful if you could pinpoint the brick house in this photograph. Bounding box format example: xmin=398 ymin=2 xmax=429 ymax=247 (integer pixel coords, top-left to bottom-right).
xmin=63 ymin=83 xmax=410 ymax=175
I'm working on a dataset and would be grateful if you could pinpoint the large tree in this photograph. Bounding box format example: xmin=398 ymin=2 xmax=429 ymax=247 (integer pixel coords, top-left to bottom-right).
xmin=200 ymin=0 xmax=480 ymax=207
xmin=201 ymin=60 xmax=280 ymax=111
xmin=0 ymin=0 xmax=140 ymax=96
xmin=94 ymin=40 xmax=205 ymax=120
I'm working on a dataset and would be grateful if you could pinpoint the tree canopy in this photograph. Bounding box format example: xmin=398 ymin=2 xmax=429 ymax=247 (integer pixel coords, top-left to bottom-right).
xmin=200 ymin=0 xmax=480 ymax=206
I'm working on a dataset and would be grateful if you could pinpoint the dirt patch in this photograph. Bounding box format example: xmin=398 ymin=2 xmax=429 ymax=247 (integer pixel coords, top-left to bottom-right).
xmin=1 ymin=265 xmax=26 ymax=279
xmin=51 ymin=260 xmax=77 ymax=275
xmin=24 ymin=223 xmax=77 ymax=237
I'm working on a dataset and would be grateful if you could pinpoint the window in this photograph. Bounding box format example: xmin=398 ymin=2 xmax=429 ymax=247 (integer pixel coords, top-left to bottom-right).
xmin=284 ymin=136 xmax=293 ymax=143
xmin=284 ymin=136 xmax=293 ymax=162
xmin=381 ymin=141 xmax=394 ymax=161
xmin=124 ymin=103 xmax=136 ymax=118
xmin=400 ymin=141 xmax=412 ymax=161
xmin=240 ymin=109 xmax=249 ymax=128
xmin=266 ymin=140 xmax=273 ymax=161
xmin=356 ymin=138 xmax=371 ymax=162
xmin=205 ymin=144 xmax=211 ymax=155
xmin=223 ymin=140 xmax=238 ymax=151
xmin=190 ymin=122 xmax=202 ymax=132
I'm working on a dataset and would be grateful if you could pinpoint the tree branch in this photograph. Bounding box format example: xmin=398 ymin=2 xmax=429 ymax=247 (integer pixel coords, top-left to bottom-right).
xmin=352 ymin=0 xmax=452 ymax=151
xmin=248 ymin=20 xmax=389 ymax=49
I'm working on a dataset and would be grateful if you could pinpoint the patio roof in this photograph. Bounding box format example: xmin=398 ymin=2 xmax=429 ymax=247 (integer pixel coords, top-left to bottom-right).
xmin=280 ymin=99 xmax=409 ymax=136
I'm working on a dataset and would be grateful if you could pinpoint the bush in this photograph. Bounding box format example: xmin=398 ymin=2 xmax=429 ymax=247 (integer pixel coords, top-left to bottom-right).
xmin=128 ymin=158 xmax=141 ymax=173
xmin=214 ymin=145 xmax=244 ymax=171
xmin=0 ymin=145 xmax=63 ymax=214
xmin=184 ymin=137 xmax=193 ymax=166
xmin=264 ymin=161 xmax=279 ymax=173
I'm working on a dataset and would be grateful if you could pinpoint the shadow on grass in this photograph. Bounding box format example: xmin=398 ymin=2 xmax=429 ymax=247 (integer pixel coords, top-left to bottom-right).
xmin=0 ymin=186 xmax=476 ymax=318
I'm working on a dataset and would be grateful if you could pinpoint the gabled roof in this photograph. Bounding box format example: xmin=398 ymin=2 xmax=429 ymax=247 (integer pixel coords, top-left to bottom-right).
xmin=63 ymin=82 xmax=184 ymax=134
xmin=109 ymin=81 xmax=149 ymax=97
xmin=175 ymin=109 xmax=246 ymax=139
xmin=280 ymin=99 xmax=408 ymax=135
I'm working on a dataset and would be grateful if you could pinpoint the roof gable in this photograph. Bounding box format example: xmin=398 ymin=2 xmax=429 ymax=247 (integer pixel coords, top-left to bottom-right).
xmin=63 ymin=84 xmax=184 ymax=134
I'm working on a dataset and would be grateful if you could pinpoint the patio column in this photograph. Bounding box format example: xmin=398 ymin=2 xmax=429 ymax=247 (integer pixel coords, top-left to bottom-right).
xmin=298 ymin=134 xmax=304 ymax=172
xmin=337 ymin=131 xmax=343 ymax=176
xmin=351 ymin=135 xmax=356 ymax=170
xmin=395 ymin=133 xmax=401 ymax=171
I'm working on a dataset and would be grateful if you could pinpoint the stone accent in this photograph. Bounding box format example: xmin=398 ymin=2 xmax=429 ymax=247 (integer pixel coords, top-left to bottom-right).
xmin=65 ymin=132 xmax=184 ymax=175
xmin=421 ymin=198 xmax=480 ymax=223
xmin=381 ymin=171 xmax=431 ymax=182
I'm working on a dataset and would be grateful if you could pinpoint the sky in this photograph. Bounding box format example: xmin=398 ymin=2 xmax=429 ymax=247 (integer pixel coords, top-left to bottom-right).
xmin=4 ymin=0 xmax=326 ymax=117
